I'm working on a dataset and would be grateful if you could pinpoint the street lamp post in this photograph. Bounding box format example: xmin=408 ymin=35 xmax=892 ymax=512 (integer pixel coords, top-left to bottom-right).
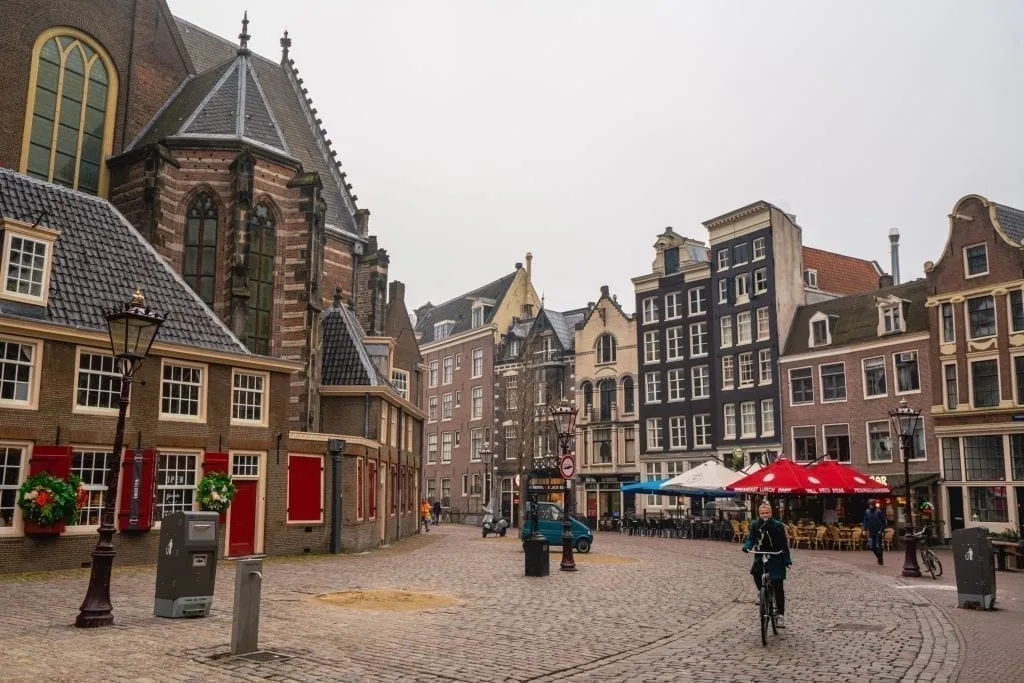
xmin=549 ymin=398 xmax=579 ymax=572
xmin=480 ymin=441 xmax=493 ymax=511
xmin=76 ymin=289 xmax=164 ymax=628
xmin=888 ymin=398 xmax=923 ymax=578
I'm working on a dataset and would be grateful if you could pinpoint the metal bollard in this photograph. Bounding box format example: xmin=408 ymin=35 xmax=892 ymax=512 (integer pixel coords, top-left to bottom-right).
xmin=230 ymin=557 xmax=263 ymax=655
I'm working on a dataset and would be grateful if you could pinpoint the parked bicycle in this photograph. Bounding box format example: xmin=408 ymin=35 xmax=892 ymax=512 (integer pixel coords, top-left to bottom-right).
xmin=751 ymin=549 xmax=785 ymax=646
xmin=911 ymin=525 xmax=943 ymax=579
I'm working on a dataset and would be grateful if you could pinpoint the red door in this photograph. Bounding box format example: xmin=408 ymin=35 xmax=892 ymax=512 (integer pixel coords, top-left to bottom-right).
xmin=228 ymin=480 xmax=258 ymax=556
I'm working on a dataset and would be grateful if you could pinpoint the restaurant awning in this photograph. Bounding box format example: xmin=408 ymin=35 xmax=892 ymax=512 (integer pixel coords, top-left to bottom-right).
xmin=871 ymin=471 xmax=941 ymax=491
xmin=805 ymin=460 xmax=891 ymax=495
xmin=727 ymin=458 xmax=823 ymax=495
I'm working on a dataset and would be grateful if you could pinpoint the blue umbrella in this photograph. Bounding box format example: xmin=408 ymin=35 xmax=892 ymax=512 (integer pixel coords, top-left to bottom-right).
xmin=620 ymin=479 xmax=690 ymax=496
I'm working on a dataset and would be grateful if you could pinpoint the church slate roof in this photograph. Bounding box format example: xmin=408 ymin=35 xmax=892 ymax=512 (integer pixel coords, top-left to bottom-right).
xmin=0 ymin=169 xmax=248 ymax=355
xmin=994 ymin=202 xmax=1024 ymax=244
xmin=321 ymin=296 xmax=400 ymax=394
xmin=129 ymin=17 xmax=362 ymax=239
xmin=543 ymin=307 xmax=588 ymax=352
xmin=414 ymin=271 xmax=519 ymax=345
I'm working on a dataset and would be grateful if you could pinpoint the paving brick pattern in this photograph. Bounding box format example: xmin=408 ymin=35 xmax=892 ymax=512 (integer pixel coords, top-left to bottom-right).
xmin=0 ymin=526 xmax=1019 ymax=682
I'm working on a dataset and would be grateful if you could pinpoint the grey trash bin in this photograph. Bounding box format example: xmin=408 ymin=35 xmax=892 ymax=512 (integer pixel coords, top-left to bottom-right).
xmin=951 ymin=527 xmax=996 ymax=610
xmin=524 ymin=535 xmax=550 ymax=577
xmin=154 ymin=511 xmax=221 ymax=618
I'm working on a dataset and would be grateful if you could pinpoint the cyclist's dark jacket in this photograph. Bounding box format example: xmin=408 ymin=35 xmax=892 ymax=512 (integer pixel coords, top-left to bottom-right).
xmin=743 ymin=517 xmax=792 ymax=581
xmin=863 ymin=508 xmax=886 ymax=533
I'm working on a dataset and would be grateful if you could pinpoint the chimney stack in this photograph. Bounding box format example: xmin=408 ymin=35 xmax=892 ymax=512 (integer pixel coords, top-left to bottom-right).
xmin=600 ymin=285 xmax=610 ymax=298
xmin=525 ymin=252 xmax=533 ymax=283
xmin=388 ymin=280 xmax=405 ymax=304
xmin=878 ymin=274 xmax=894 ymax=289
xmin=888 ymin=228 xmax=901 ymax=285
xmin=355 ymin=208 xmax=370 ymax=235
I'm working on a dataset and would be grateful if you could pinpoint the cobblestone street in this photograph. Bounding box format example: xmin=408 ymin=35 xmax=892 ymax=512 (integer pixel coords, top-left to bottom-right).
xmin=1 ymin=525 xmax=1020 ymax=682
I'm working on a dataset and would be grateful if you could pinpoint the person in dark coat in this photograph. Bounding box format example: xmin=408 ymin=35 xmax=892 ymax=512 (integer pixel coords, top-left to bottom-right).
xmin=743 ymin=500 xmax=793 ymax=628
xmin=432 ymin=499 xmax=442 ymax=524
xmin=863 ymin=501 xmax=887 ymax=565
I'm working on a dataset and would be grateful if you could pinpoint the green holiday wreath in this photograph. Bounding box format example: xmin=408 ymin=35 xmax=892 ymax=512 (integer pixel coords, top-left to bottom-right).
xmin=17 ymin=472 xmax=83 ymax=526
xmin=196 ymin=472 xmax=237 ymax=514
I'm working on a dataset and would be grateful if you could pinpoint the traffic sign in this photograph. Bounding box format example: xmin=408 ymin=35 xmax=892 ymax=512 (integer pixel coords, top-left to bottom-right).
xmin=559 ymin=454 xmax=576 ymax=480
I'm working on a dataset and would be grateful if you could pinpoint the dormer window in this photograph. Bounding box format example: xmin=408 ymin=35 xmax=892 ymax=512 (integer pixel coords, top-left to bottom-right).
xmin=808 ymin=312 xmax=832 ymax=347
xmin=803 ymin=269 xmax=819 ymax=289
xmin=1 ymin=218 xmax=60 ymax=306
xmin=882 ymin=305 xmax=902 ymax=333
xmin=471 ymin=300 xmax=494 ymax=328
xmin=434 ymin=320 xmax=455 ymax=340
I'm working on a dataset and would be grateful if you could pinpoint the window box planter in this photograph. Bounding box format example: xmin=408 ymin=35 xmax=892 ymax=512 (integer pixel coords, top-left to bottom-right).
xmin=24 ymin=520 xmax=66 ymax=536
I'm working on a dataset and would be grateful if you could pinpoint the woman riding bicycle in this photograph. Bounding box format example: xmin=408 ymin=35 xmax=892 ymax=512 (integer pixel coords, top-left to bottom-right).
xmin=743 ymin=500 xmax=793 ymax=628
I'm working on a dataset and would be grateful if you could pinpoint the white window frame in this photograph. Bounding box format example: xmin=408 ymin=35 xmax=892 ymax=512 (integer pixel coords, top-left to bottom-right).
xmin=717 ymin=248 xmax=730 ymax=270
xmin=156 ymin=360 xmax=206 ymax=423
xmin=0 ymin=221 xmax=59 ymax=307
xmin=740 ymin=401 xmax=756 ymax=438
xmin=758 ymin=349 xmax=772 ymax=384
xmin=723 ymin=404 xmax=736 ymax=440
xmin=646 ymin=418 xmax=663 ymax=450
xmin=963 ymin=242 xmax=989 ymax=278
xmin=471 ymin=386 xmax=483 ymax=420
xmin=736 ymin=312 xmax=752 ymax=345
xmin=668 ymin=416 xmax=686 ymax=450
xmin=428 ymin=396 xmax=438 ymax=422
xmin=1009 ymin=289 xmax=1024 ymax=334
xmin=819 ymin=362 xmax=847 ymax=403
xmin=894 ymin=351 xmax=921 ymax=395
xmin=691 ymin=365 xmax=710 ymax=399
xmin=230 ymin=368 xmax=269 ymax=427
xmin=0 ymin=441 xmax=30 ymax=535
xmin=391 ymin=369 xmax=410 ymax=400
xmin=752 ymin=237 xmax=766 ymax=261
xmin=756 ymin=307 xmax=769 ymax=341
xmin=718 ymin=279 xmax=729 ymax=304
xmin=642 ymin=297 xmax=659 ymax=324
xmin=789 ymin=366 xmax=814 ymax=406
xmin=643 ymin=330 xmax=660 ymax=364
xmin=442 ymin=356 xmax=454 ymax=384
xmin=862 ymin=356 xmax=888 ymax=399
xmin=720 ymin=316 xmax=733 ymax=348
xmin=760 ymin=399 xmax=775 ymax=437
xmin=72 ymin=346 xmax=123 ymax=416
xmin=471 ymin=347 xmax=484 ymax=378
xmin=66 ymin=446 xmax=114 ymax=533
xmin=664 ymin=292 xmax=682 ymax=320
xmin=693 ymin=414 xmax=711 ymax=448
xmin=667 ymin=368 xmax=685 ymax=402
xmin=429 ymin=360 xmax=439 ymax=387
xmin=721 ymin=356 xmax=734 ymax=390
xmin=881 ymin=305 xmax=903 ymax=334
xmin=154 ymin=450 xmax=202 ymax=525
xmin=735 ymin=273 xmax=750 ymax=300
xmin=943 ymin=361 xmax=959 ymax=410
xmin=738 ymin=352 xmax=754 ymax=388
xmin=442 ymin=392 xmax=453 ymax=420
xmin=866 ymin=421 xmax=892 ymax=464
xmin=666 ymin=327 xmax=684 ymax=361
xmin=689 ymin=322 xmax=708 ymax=357
xmin=688 ymin=287 xmax=706 ymax=316
xmin=965 ymin=295 xmax=997 ymax=340
xmin=753 ymin=268 xmax=768 ymax=294
xmin=427 ymin=433 xmax=438 ymax=463
xmin=0 ymin=335 xmax=42 ymax=410
xmin=441 ymin=432 xmax=453 ymax=463
xmin=804 ymin=269 xmax=819 ymax=289
xmin=433 ymin=320 xmax=455 ymax=340
xmin=644 ymin=372 xmax=661 ymax=404
xmin=968 ymin=354 xmax=1000 ymax=409
xmin=940 ymin=302 xmax=956 ymax=343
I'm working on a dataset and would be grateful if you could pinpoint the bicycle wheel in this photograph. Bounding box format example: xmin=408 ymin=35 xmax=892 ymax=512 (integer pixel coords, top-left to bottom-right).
xmin=760 ymin=586 xmax=769 ymax=646
xmin=926 ymin=551 xmax=943 ymax=578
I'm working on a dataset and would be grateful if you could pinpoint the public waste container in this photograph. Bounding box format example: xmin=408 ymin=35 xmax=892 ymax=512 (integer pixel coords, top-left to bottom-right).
xmin=524 ymin=535 xmax=550 ymax=577
xmin=154 ymin=511 xmax=221 ymax=617
xmin=951 ymin=527 xmax=996 ymax=610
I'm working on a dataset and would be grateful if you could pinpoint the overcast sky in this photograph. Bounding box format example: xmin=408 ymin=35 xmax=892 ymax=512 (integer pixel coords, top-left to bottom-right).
xmin=169 ymin=1 xmax=1024 ymax=314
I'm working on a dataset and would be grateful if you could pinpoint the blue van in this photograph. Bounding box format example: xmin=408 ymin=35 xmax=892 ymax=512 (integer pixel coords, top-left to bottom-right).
xmin=520 ymin=501 xmax=593 ymax=553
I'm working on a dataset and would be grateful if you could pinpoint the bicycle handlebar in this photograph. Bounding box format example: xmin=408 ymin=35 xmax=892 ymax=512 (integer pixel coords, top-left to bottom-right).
xmin=749 ymin=550 xmax=784 ymax=555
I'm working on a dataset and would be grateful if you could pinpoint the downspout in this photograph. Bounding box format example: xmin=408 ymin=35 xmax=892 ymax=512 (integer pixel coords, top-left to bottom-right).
xmin=396 ymin=409 xmax=403 ymax=541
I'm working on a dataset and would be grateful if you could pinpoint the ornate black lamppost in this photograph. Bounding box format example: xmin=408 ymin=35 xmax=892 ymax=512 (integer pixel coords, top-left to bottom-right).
xmin=76 ymin=289 xmax=164 ymax=627
xmin=480 ymin=441 xmax=493 ymax=510
xmin=888 ymin=398 xmax=923 ymax=578
xmin=548 ymin=398 xmax=579 ymax=572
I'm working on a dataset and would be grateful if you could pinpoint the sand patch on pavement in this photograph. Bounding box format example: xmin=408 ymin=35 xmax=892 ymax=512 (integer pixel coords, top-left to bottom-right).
xmin=315 ymin=589 xmax=458 ymax=611
xmin=572 ymin=554 xmax=639 ymax=564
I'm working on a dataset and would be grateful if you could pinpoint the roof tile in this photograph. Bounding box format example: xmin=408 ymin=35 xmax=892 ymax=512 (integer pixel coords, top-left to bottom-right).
xmin=802 ymin=246 xmax=883 ymax=296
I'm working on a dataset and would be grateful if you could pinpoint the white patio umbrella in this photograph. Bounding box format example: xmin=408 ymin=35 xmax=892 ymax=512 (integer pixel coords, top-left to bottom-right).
xmin=661 ymin=460 xmax=743 ymax=497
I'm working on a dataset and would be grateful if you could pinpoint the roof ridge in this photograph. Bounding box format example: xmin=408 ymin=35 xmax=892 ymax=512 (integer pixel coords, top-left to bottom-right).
xmin=174 ymin=17 xmax=283 ymax=72
xmin=126 ymin=73 xmax=195 ymax=151
xmin=802 ymin=244 xmax=878 ymax=264
xmin=419 ymin=270 xmax=519 ymax=316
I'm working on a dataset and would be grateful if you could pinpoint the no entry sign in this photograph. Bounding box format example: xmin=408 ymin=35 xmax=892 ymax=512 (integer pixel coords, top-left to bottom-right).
xmin=558 ymin=454 xmax=576 ymax=480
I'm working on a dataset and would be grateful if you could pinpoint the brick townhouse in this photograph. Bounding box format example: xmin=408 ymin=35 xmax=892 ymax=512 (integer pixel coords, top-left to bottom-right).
xmin=925 ymin=194 xmax=1024 ymax=536
xmin=779 ymin=278 xmax=939 ymax=530
xmin=631 ymin=206 xmax=885 ymax=516
xmin=574 ymin=286 xmax=640 ymax=525
xmin=415 ymin=255 xmax=541 ymax=516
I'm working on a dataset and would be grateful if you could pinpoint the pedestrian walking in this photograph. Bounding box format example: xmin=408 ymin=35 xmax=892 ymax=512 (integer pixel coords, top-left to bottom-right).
xmin=420 ymin=499 xmax=432 ymax=532
xmin=863 ymin=501 xmax=886 ymax=565
xmin=432 ymin=499 xmax=442 ymax=525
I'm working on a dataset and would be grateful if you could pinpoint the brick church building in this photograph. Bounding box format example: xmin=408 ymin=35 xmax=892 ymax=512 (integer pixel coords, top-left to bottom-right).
xmin=0 ymin=0 xmax=423 ymax=568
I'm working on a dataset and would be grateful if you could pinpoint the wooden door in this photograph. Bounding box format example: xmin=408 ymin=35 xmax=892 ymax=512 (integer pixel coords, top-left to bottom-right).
xmin=227 ymin=452 xmax=261 ymax=556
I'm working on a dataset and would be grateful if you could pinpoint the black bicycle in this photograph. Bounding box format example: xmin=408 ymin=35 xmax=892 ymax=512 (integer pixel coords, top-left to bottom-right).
xmin=910 ymin=525 xmax=943 ymax=579
xmin=751 ymin=549 xmax=785 ymax=646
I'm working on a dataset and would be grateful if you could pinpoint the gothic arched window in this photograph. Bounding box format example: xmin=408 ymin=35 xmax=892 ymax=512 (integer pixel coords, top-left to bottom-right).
xmin=184 ymin=193 xmax=218 ymax=305
xmin=596 ymin=333 xmax=616 ymax=364
xmin=622 ymin=376 xmax=635 ymax=414
xmin=22 ymin=30 xmax=118 ymax=196
xmin=246 ymin=203 xmax=276 ymax=355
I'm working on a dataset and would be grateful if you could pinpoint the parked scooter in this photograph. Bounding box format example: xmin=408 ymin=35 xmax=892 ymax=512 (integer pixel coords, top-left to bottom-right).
xmin=482 ymin=506 xmax=508 ymax=537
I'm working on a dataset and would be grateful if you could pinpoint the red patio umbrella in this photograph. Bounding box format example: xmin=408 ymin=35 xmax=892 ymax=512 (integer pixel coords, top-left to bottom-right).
xmin=726 ymin=457 xmax=823 ymax=495
xmin=806 ymin=459 xmax=891 ymax=495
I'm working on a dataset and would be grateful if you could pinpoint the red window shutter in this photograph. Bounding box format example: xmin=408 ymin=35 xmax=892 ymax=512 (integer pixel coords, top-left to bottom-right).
xmin=203 ymin=451 xmax=230 ymax=475
xmin=368 ymin=461 xmax=377 ymax=518
xmin=286 ymin=454 xmax=323 ymax=523
xmin=118 ymin=448 xmax=158 ymax=532
xmin=29 ymin=445 xmax=73 ymax=477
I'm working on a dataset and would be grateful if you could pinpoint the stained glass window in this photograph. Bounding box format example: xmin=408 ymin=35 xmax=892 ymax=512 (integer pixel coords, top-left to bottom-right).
xmin=184 ymin=193 xmax=218 ymax=305
xmin=246 ymin=204 xmax=276 ymax=355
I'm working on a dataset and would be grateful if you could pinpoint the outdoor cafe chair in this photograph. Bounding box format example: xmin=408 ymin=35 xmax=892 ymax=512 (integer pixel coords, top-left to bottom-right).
xmin=883 ymin=528 xmax=895 ymax=551
xmin=730 ymin=519 xmax=743 ymax=543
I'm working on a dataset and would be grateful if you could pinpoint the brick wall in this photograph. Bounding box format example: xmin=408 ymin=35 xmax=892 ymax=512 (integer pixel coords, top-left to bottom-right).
xmin=0 ymin=0 xmax=190 ymax=172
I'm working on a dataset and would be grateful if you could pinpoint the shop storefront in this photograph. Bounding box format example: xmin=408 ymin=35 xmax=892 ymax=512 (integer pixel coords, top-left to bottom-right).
xmin=581 ymin=474 xmax=638 ymax=530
